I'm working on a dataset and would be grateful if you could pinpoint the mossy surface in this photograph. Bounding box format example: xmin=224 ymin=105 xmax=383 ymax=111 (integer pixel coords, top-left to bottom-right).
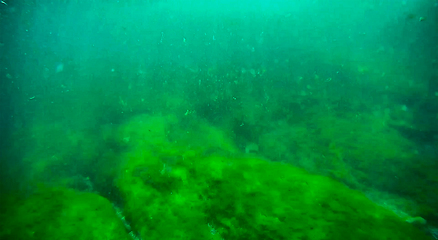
xmin=114 ymin=115 xmax=432 ymax=240
xmin=0 ymin=188 xmax=130 ymax=240
xmin=3 ymin=112 xmax=433 ymax=240
xmin=118 ymin=152 xmax=433 ymax=240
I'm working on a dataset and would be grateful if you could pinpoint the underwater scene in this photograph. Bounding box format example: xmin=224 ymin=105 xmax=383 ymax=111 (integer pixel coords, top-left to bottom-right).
xmin=0 ymin=0 xmax=437 ymax=239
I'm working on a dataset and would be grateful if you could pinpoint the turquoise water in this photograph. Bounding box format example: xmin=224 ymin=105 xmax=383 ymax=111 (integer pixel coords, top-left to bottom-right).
xmin=0 ymin=1 xmax=437 ymax=239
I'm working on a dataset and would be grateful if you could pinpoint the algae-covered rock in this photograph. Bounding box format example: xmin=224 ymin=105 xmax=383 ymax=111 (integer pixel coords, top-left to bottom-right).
xmin=117 ymin=149 xmax=432 ymax=240
xmin=0 ymin=188 xmax=130 ymax=240
xmin=112 ymin=113 xmax=432 ymax=240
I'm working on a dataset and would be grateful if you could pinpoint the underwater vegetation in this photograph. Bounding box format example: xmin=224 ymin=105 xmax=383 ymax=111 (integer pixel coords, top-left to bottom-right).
xmin=1 ymin=113 xmax=434 ymax=240
xmin=0 ymin=187 xmax=131 ymax=240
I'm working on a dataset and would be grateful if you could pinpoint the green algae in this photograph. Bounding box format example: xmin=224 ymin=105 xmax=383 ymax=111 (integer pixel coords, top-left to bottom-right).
xmin=0 ymin=188 xmax=130 ymax=240
xmin=3 ymin=112 xmax=433 ymax=240
xmin=112 ymin=115 xmax=432 ymax=240
xmin=117 ymin=151 xmax=432 ymax=239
